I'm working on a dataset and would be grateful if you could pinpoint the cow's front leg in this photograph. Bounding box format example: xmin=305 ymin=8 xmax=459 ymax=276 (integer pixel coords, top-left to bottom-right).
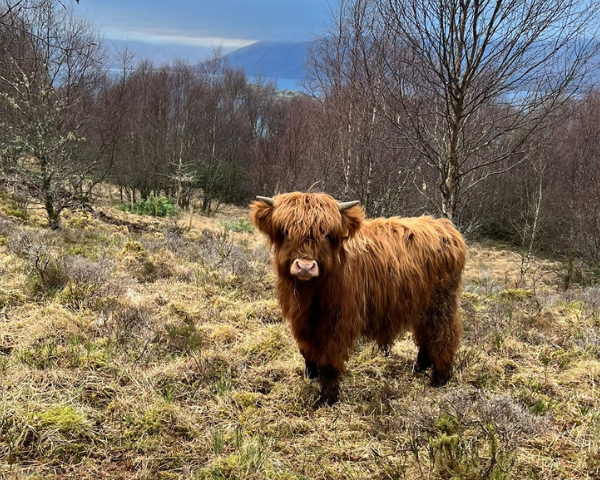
xmin=301 ymin=350 xmax=319 ymax=380
xmin=318 ymin=365 xmax=340 ymax=405
xmin=305 ymin=359 xmax=319 ymax=380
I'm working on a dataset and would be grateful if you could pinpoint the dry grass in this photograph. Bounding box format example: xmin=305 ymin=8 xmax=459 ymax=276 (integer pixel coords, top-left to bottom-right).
xmin=0 ymin=202 xmax=599 ymax=479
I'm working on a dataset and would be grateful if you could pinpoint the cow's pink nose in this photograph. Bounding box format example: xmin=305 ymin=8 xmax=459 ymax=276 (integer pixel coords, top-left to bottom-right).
xmin=291 ymin=259 xmax=319 ymax=279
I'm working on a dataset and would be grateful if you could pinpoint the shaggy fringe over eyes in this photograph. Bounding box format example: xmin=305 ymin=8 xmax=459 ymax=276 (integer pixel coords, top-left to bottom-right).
xmin=250 ymin=192 xmax=364 ymax=244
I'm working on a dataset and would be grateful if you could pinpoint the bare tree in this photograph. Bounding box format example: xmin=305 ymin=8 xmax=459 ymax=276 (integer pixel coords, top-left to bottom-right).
xmin=0 ymin=0 xmax=110 ymax=228
xmin=549 ymin=92 xmax=600 ymax=286
xmin=312 ymin=0 xmax=599 ymax=226
xmin=306 ymin=0 xmax=435 ymax=217
xmin=191 ymin=54 xmax=252 ymax=213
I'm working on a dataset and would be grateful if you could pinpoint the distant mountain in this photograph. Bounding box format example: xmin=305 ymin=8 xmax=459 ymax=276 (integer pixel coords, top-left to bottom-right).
xmin=105 ymin=40 xmax=230 ymax=68
xmin=104 ymin=39 xmax=311 ymax=91
xmin=225 ymin=41 xmax=311 ymax=84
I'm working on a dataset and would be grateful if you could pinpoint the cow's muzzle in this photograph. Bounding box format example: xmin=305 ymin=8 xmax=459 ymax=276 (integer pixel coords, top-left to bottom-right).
xmin=291 ymin=259 xmax=319 ymax=280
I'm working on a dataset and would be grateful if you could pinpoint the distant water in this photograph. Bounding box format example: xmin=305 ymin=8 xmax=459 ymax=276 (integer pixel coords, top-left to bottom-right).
xmin=108 ymin=69 xmax=306 ymax=93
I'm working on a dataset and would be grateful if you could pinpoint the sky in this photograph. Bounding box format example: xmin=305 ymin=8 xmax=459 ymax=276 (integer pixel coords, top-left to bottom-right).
xmin=81 ymin=0 xmax=332 ymax=51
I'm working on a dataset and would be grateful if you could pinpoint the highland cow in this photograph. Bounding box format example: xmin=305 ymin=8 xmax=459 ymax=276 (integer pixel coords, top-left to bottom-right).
xmin=250 ymin=192 xmax=466 ymax=405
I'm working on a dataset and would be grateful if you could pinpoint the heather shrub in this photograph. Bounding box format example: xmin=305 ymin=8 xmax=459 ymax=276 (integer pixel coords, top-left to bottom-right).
xmin=7 ymin=227 xmax=68 ymax=294
xmin=56 ymin=256 xmax=115 ymax=309
xmin=0 ymin=216 xmax=15 ymax=238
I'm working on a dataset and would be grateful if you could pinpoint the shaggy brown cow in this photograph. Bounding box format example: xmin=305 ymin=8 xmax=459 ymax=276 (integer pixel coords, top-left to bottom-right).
xmin=250 ymin=192 xmax=466 ymax=405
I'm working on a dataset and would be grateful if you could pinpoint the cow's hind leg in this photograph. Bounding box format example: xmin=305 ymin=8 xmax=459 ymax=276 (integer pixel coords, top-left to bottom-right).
xmin=412 ymin=328 xmax=433 ymax=373
xmin=424 ymin=284 xmax=462 ymax=387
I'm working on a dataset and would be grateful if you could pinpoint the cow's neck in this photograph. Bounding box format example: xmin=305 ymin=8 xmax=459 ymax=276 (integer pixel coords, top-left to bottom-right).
xmin=278 ymin=271 xmax=347 ymax=324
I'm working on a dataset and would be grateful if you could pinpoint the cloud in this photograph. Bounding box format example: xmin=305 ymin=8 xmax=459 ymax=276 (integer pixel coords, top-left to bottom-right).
xmin=103 ymin=27 xmax=256 ymax=49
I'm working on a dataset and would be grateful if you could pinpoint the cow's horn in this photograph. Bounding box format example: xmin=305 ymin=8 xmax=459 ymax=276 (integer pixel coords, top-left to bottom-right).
xmin=338 ymin=200 xmax=360 ymax=212
xmin=256 ymin=196 xmax=275 ymax=207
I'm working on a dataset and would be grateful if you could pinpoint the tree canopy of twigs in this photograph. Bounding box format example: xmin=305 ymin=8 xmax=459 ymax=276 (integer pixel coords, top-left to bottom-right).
xmin=0 ymin=0 xmax=114 ymax=228
xmin=308 ymin=0 xmax=600 ymax=226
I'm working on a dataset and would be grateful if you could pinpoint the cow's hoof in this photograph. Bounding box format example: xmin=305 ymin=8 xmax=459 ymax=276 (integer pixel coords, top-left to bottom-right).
xmin=430 ymin=370 xmax=451 ymax=387
xmin=315 ymin=393 xmax=339 ymax=407
xmin=304 ymin=360 xmax=319 ymax=380
xmin=316 ymin=385 xmax=339 ymax=407
xmin=414 ymin=348 xmax=432 ymax=373
xmin=413 ymin=361 xmax=430 ymax=373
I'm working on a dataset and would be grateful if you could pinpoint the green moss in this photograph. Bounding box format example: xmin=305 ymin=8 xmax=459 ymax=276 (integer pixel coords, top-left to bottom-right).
xmin=462 ymin=292 xmax=487 ymax=312
xmin=428 ymin=413 xmax=514 ymax=480
xmin=232 ymin=391 xmax=261 ymax=409
xmin=35 ymin=406 xmax=91 ymax=435
xmin=500 ymin=289 xmax=533 ymax=301
xmin=462 ymin=292 xmax=480 ymax=301
xmin=435 ymin=413 xmax=460 ymax=435
xmin=127 ymin=403 xmax=193 ymax=439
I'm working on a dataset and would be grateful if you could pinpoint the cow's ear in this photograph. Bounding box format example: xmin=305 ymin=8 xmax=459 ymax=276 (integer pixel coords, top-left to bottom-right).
xmin=340 ymin=204 xmax=364 ymax=240
xmin=250 ymin=199 xmax=277 ymax=240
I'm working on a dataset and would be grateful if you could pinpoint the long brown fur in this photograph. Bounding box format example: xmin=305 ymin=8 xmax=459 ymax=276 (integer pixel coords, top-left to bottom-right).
xmin=250 ymin=192 xmax=466 ymax=405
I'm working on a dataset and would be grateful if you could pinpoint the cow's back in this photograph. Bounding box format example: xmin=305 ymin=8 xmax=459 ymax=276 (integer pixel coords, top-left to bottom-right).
xmin=346 ymin=216 xmax=466 ymax=344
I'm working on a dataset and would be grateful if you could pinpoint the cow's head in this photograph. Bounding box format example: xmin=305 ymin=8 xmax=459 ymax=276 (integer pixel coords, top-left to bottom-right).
xmin=250 ymin=192 xmax=363 ymax=281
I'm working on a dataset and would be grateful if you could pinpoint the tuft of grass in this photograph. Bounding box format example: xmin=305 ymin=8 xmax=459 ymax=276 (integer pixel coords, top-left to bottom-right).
xmin=0 ymin=192 xmax=28 ymax=220
xmin=119 ymin=239 xmax=146 ymax=256
xmin=208 ymin=324 xmax=239 ymax=344
xmin=500 ymin=288 xmax=534 ymax=301
xmin=118 ymin=241 xmax=181 ymax=282
xmin=16 ymin=342 xmax=60 ymax=370
xmin=61 ymin=211 xmax=95 ymax=230
xmin=163 ymin=318 xmax=205 ymax=355
xmin=239 ymin=325 xmax=289 ymax=365
xmin=199 ymin=427 xmax=274 ymax=480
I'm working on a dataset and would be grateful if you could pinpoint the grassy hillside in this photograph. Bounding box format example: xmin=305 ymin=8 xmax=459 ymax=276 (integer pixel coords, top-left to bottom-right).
xmin=0 ymin=192 xmax=599 ymax=479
